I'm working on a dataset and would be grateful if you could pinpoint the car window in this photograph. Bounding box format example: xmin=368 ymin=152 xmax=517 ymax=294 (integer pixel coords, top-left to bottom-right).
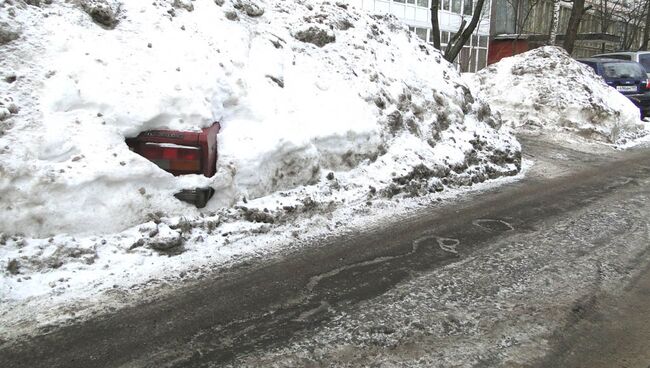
xmin=602 ymin=62 xmax=645 ymax=79
xmin=638 ymin=54 xmax=650 ymax=72
xmin=602 ymin=54 xmax=632 ymax=61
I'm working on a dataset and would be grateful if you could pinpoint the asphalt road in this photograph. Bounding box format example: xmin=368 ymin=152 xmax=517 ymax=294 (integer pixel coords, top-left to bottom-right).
xmin=2 ymin=136 xmax=650 ymax=367
xmin=534 ymin=261 xmax=650 ymax=368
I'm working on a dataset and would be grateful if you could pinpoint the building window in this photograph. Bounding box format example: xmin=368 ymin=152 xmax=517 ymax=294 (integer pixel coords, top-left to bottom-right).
xmin=494 ymin=0 xmax=516 ymax=34
xmin=452 ymin=0 xmax=461 ymax=13
xmin=410 ymin=26 xmax=430 ymax=42
xmin=478 ymin=49 xmax=487 ymax=69
xmin=470 ymin=48 xmax=478 ymax=72
xmin=442 ymin=30 xmax=450 ymax=44
xmin=393 ymin=0 xmax=430 ymax=6
xmin=463 ymin=0 xmax=473 ymax=15
xmin=479 ymin=35 xmax=488 ymax=47
xmin=415 ymin=27 xmax=428 ymax=41
xmin=409 ymin=27 xmax=489 ymax=73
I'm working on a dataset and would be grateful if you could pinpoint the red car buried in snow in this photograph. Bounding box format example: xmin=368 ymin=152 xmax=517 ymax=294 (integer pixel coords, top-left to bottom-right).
xmin=125 ymin=122 xmax=220 ymax=208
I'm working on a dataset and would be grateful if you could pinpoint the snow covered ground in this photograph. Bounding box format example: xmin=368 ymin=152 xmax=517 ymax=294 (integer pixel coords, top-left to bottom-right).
xmin=0 ymin=0 xmax=521 ymax=337
xmin=467 ymin=46 xmax=649 ymax=144
xmin=2 ymin=0 xmax=649 ymax=341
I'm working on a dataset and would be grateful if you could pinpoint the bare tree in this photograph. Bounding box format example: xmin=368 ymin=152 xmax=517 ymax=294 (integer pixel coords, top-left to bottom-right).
xmin=503 ymin=0 xmax=545 ymax=54
xmin=549 ymin=0 xmax=561 ymax=44
xmin=430 ymin=0 xmax=488 ymax=62
xmin=445 ymin=0 xmax=488 ymax=62
xmin=619 ymin=2 xmax=646 ymax=50
xmin=430 ymin=0 xmax=441 ymax=50
xmin=593 ymin=0 xmax=625 ymax=52
xmin=563 ymin=0 xmax=587 ymax=53
xmin=641 ymin=0 xmax=650 ymax=49
xmin=617 ymin=0 xmax=647 ymax=50
xmin=590 ymin=0 xmax=647 ymax=51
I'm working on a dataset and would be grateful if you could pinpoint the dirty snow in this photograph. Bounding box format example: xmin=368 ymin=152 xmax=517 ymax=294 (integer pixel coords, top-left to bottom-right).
xmin=0 ymin=0 xmax=520 ymax=237
xmin=0 ymin=0 xmax=521 ymax=336
xmin=468 ymin=46 xmax=647 ymax=144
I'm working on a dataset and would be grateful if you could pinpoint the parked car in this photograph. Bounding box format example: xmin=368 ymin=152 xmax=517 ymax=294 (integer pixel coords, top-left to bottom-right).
xmin=126 ymin=121 xmax=221 ymax=208
xmin=577 ymin=58 xmax=650 ymax=118
xmin=591 ymin=51 xmax=650 ymax=78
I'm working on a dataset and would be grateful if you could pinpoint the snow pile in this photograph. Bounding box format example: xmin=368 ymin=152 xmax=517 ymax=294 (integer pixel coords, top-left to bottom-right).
xmin=0 ymin=0 xmax=520 ymax=238
xmin=470 ymin=46 xmax=644 ymax=143
xmin=0 ymin=0 xmax=526 ymax=334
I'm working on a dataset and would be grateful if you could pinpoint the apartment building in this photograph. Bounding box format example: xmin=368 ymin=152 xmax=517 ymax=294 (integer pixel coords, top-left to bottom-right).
xmin=489 ymin=0 xmax=646 ymax=62
xmin=347 ymin=0 xmax=492 ymax=72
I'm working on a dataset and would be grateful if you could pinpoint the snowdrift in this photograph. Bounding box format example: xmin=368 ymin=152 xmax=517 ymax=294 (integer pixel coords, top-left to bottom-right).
xmin=0 ymin=0 xmax=520 ymax=237
xmin=469 ymin=46 xmax=644 ymax=143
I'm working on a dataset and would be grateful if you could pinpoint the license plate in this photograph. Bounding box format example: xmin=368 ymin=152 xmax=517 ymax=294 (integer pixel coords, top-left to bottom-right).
xmin=617 ymin=85 xmax=638 ymax=92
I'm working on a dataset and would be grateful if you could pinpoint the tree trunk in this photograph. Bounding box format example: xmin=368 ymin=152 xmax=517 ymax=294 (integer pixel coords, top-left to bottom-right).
xmin=549 ymin=0 xmax=560 ymax=45
xmin=512 ymin=0 xmax=521 ymax=55
xmin=446 ymin=19 xmax=467 ymax=54
xmin=641 ymin=0 xmax=650 ymax=50
xmin=430 ymin=0 xmax=441 ymax=50
xmin=625 ymin=23 xmax=639 ymax=50
xmin=445 ymin=0 xmax=487 ymax=62
xmin=563 ymin=0 xmax=586 ymax=54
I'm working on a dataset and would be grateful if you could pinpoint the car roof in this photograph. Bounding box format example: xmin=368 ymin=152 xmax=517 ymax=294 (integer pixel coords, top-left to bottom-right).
xmin=593 ymin=51 xmax=650 ymax=56
xmin=578 ymin=57 xmax=639 ymax=64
